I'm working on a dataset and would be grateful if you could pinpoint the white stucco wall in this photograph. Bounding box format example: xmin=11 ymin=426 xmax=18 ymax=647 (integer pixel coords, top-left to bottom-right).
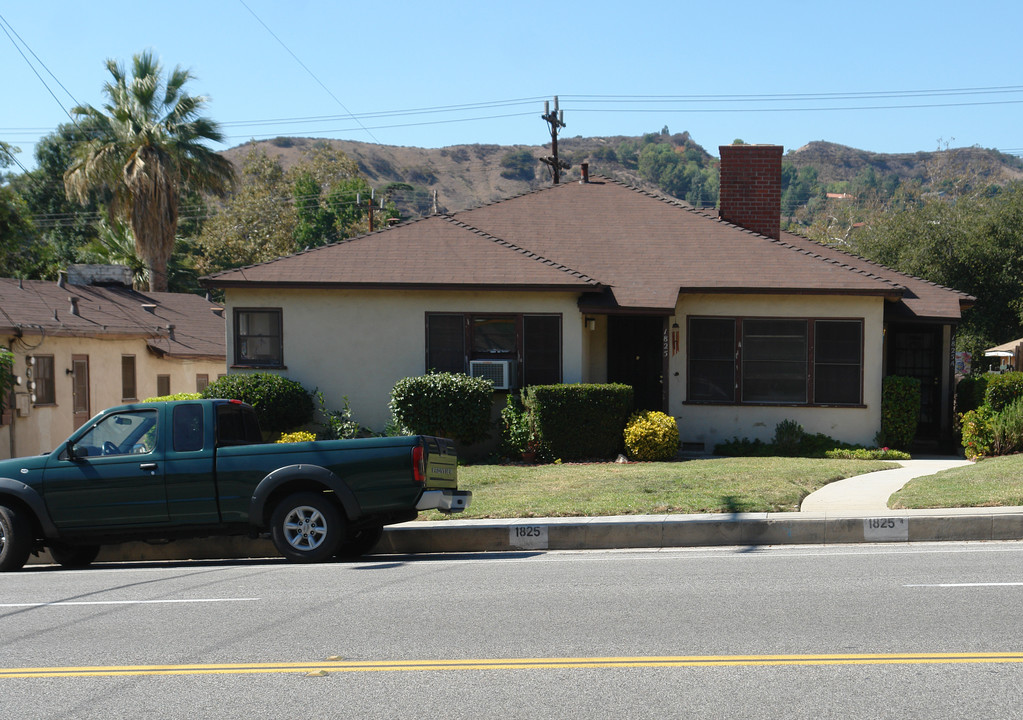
xmin=667 ymin=293 xmax=886 ymax=451
xmin=224 ymin=288 xmax=586 ymax=432
xmin=0 ymin=335 xmax=225 ymax=459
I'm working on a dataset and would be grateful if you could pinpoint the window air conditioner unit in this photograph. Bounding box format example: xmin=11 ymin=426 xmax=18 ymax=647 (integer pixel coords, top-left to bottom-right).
xmin=469 ymin=360 xmax=514 ymax=390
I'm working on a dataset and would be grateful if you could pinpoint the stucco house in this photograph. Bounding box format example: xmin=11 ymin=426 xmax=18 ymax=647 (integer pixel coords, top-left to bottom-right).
xmin=1 ymin=265 xmax=226 ymax=459
xmin=201 ymin=145 xmax=973 ymax=452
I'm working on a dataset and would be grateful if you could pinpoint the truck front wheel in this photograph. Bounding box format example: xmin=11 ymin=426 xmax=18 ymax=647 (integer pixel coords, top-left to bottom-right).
xmin=0 ymin=504 xmax=32 ymax=572
xmin=270 ymin=492 xmax=343 ymax=563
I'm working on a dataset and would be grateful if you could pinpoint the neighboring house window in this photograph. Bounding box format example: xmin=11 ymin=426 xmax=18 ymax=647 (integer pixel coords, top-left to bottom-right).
xmin=157 ymin=374 xmax=171 ymax=397
xmin=687 ymin=317 xmax=863 ymax=406
xmin=33 ymin=355 xmax=56 ymax=405
xmin=426 ymin=313 xmax=562 ymax=386
xmin=196 ymin=374 xmax=209 ymax=392
xmin=122 ymin=355 xmax=137 ymax=400
xmin=234 ymin=308 xmax=283 ymax=367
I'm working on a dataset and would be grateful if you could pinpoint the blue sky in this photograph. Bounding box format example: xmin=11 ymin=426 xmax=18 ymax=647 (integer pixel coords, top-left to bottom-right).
xmin=2 ymin=0 xmax=1021 ymax=172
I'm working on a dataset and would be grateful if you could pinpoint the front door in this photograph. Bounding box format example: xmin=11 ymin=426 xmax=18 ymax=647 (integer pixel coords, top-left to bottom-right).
xmin=71 ymin=354 xmax=90 ymax=429
xmin=887 ymin=325 xmax=943 ymax=444
xmin=43 ymin=407 xmax=168 ymax=529
xmin=607 ymin=315 xmax=666 ymax=411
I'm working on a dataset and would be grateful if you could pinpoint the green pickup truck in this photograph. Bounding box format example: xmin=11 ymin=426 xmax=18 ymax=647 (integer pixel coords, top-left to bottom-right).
xmin=0 ymin=398 xmax=469 ymax=571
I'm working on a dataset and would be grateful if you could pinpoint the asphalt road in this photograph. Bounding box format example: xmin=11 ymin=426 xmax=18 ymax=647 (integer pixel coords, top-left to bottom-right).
xmin=2 ymin=542 xmax=1022 ymax=719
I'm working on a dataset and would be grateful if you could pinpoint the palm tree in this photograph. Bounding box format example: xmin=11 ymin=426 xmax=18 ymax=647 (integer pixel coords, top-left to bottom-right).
xmin=64 ymin=51 xmax=234 ymax=292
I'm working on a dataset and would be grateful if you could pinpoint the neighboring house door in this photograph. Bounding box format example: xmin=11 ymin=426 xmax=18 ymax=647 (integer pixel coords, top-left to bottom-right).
xmin=887 ymin=325 xmax=943 ymax=445
xmin=71 ymin=354 xmax=90 ymax=429
xmin=607 ymin=315 xmax=666 ymax=412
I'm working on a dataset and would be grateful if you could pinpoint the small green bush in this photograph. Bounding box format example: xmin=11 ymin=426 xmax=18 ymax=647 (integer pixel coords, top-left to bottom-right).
xmin=315 ymin=391 xmax=360 ymax=440
xmin=880 ymin=376 xmax=921 ymax=450
xmin=716 ymin=420 xmax=869 ymax=458
xmin=201 ymin=373 xmax=313 ymax=434
xmin=955 ymin=374 xmax=989 ymax=416
xmin=0 ymin=347 xmax=14 ymax=415
xmin=623 ymin=411 xmax=679 ymax=461
xmin=389 ymin=372 xmax=493 ymax=445
xmin=499 ymin=393 xmax=533 ymax=458
xmin=772 ymin=419 xmax=805 ymax=456
xmin=985 ymin=372 xmax=1023 ymax=412
xmin=960 ymin=405 xmax=994 ymax=460
xmin=991 ymin=398 xmax=1023 ymax=456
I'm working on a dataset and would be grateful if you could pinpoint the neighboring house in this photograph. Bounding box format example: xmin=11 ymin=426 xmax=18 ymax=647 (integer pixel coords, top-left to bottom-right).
xmin=202 ymin=145 xmax=973 ymax=452
xmin=984 ymin=338 xmax=1023 ymax=373
xmin=1 ymin=265 xmax=226 ymax=459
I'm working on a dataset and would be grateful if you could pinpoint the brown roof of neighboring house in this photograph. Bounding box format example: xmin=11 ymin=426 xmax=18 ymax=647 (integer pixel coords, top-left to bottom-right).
xmin=0 ymin=278 xmax=226 ymax=360
xmin=203 ymin=176 xmax=971 ymax=320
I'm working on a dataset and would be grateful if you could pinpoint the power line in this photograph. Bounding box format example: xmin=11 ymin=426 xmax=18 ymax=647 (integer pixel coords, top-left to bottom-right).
xmin=237 ymin=0 xmax=380 ymax=145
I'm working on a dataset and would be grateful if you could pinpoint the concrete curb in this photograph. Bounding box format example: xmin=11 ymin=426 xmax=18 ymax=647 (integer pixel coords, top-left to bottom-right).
xmin=28 ymin=507 xmax=1023 ymax=565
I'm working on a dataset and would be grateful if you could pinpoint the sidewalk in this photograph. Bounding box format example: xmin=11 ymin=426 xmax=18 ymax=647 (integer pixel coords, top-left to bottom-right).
xmin=29 ymin=458 xmax=1023 ymax=566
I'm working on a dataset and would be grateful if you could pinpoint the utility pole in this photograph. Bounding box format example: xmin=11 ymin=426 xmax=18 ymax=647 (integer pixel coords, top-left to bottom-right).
xmin=540 ymin=96 xmax=569 ymax=184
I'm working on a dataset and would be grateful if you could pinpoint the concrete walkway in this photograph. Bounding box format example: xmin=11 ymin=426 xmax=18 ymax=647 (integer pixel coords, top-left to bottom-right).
xmin=799 ymin=457 xmax=974 ymax=513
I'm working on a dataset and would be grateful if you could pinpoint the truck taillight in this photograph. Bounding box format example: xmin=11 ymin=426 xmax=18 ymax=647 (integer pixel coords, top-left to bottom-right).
xmin=412 ymin=445 xmax=426 ymax=484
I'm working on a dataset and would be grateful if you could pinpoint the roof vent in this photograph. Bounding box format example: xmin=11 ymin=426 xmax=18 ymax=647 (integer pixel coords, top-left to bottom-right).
xmin=580 ymin=162 xmax=589 ymax=184
xmin=166 ymin=324 xmax=175 ymax=341
xmin=68 ymin=297 xmax=80 ymax=317
xmin=211 ymin=307 xmax=225 ymax=318
xmin=141 ymin=303 xmax=157 ymax=314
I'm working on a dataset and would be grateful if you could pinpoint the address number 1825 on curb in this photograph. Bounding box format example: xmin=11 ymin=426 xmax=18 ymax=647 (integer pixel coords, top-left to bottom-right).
xmin=863 ymin=517 xmax=909 ymax=541
xmin=510 ymin=525 xmax=549 ymax=549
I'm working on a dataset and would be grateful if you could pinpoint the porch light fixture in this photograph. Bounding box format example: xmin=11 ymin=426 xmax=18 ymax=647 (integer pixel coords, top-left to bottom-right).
xmin=586 ymin=318 xmax=596 ymax=331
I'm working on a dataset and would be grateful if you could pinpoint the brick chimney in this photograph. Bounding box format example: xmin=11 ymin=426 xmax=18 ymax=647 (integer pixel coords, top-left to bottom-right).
xmin=718 ymin=144 xmax=783 ymax=240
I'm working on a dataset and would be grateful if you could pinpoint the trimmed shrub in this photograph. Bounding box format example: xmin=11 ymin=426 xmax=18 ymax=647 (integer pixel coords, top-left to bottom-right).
xmin=524 ymin=384 xmax=633 ymax=461
xmin=985 ymin=371 xmax=1023 ymax=412
xmin=880 ymin=376 xmax=921 ymax=450
xmin=142 ymin=392 xmax=202 ymax=403
xmin=389 ymin=372 xmax=493 ymax=445
xmin=276 ymin=430 xmax=316 ymax=443
xmin=623 ymin=411 xmax=679 ymax=461
xmin=955 ymin=374 xmax=989 ymax=416
xmin=772 ymin=419 xmax=805 ymax=456
xmin=201 ymin=373 xmax=313 ymax=434
xmin=960 ymin=405 xmax=994 ymax=460
xmin=0 ymin=348 xmax=14 ymax=415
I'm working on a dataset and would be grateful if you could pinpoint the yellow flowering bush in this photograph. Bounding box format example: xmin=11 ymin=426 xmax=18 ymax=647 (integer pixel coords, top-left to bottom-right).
xmin=276 ymin=430 xmax=317 ymax=444
xmin=623 ymin=410 xmax=679 ymax=461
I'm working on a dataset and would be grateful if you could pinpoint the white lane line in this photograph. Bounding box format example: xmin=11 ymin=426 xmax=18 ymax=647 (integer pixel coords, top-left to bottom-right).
xmin=0 ymin=598 xmax=260 ymax=608
xmin=904 ymin=583 xmax=1023 ymax=588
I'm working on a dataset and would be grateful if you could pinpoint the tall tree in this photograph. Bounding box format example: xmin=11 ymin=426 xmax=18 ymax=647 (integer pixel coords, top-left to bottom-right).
xmin=64 ymin=51 xmax=234 ymax=292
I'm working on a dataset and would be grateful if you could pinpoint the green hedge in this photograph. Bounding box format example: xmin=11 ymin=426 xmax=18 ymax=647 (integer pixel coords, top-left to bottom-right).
xmin=201 ymin=373 xmax=313 ymax=434
xmin=985 ymin=371 xmax=1023 ymax=412
xmin=955 ymin=374 xmax=989 ymax=416
xmin=524 ymin=383 xmax=633 ymax=461
xmin=389 ymin=372 xmax=493 ymax=445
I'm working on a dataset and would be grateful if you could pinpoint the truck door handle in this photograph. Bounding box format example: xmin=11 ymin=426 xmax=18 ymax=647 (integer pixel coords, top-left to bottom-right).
xmin=139 ymin=463 xmax=158 ymax=471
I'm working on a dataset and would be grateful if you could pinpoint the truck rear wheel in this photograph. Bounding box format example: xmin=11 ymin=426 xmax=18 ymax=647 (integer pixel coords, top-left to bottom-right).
xmin=0 ymin=504 xmax=32 ymax=572
xmin=270 ymin=492 xmax=343 ymax=563
xmin=336 ymin=525 xmax=383 ymax=559
xmin=49 ymin=543 xmax=101 ymax=569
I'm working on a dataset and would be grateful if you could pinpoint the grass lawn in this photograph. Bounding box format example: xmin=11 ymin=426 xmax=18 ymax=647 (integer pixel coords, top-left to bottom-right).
xmin=419 ymin=457 xmax=897 ymax=520
xmin=890 ymin=454 xmax=1023 ymax=509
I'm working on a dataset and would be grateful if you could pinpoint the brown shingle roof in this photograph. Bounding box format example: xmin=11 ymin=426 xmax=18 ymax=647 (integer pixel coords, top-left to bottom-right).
xmin=203 ymin=176 xmax=969 ymax=320
xmin=0 ymin=278 xmax=226 ymax=359
xmin=204 ymin=214 xmax=601 ymax=291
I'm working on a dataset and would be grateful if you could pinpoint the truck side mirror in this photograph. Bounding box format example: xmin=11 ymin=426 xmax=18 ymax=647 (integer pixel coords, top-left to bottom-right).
xmin=64 ymin=440 xmax=83 ymax=462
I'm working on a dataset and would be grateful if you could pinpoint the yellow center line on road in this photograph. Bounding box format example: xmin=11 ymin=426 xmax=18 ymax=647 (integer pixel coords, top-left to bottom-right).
xmin=2 ymin=653 xmax=1023 ymax=678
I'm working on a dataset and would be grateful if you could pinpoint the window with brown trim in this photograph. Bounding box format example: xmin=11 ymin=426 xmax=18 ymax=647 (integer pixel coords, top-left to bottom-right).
xmin=157 ymin=374 xmax=171 ymax=397
xmin=32 ymin=355 xmax=56 ymax=405
xmin=121 ymin=355 xmax=137 ymax=401
xmin=234 ymin=308 xmax=283 ymax=367
xmin=687 ymin=316 xmax=863 ymax=406
xmin=426 ymin=313 xmax=562 ymax=387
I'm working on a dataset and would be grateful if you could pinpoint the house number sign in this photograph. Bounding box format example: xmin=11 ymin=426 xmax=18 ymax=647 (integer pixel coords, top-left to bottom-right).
xmin=863 ymin=517 xmax=908 ymax=541
xmin=510 ymin=525 xmax=548 ymax=549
